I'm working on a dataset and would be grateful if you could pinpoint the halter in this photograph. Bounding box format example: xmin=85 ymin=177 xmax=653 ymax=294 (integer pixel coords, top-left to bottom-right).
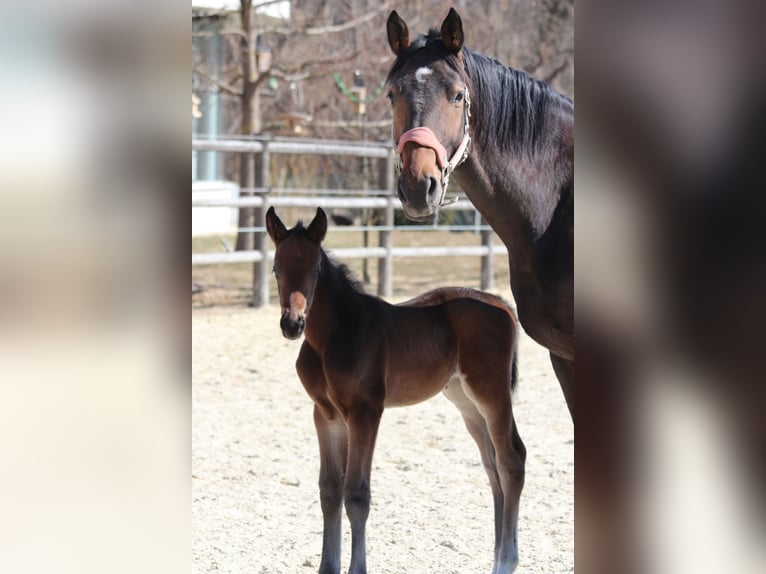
xmin=394 ymin=87 xmax=471 ymax=205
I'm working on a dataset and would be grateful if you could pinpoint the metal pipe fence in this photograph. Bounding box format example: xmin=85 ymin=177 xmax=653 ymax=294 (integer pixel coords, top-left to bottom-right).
xmin=192 ymin=137 xmax=506 ymax=306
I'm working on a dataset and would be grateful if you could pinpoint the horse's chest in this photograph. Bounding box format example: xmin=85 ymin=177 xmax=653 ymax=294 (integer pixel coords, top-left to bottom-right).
xmin=513 ymin=280 xmax=573 ymax=359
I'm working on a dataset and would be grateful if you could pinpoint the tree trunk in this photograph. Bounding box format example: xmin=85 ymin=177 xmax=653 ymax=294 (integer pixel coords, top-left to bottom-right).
xmin=236 ymin=0 xmax=255 ymax=251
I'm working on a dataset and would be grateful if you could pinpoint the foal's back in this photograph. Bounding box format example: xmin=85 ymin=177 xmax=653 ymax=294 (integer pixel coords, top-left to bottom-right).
xmin=378 ymin=291 xmax=517 ymax=407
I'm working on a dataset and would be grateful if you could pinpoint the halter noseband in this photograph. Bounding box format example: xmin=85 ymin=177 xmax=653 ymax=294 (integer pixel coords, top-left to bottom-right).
xmin=394 ymin=87 xmax=471 ymax=204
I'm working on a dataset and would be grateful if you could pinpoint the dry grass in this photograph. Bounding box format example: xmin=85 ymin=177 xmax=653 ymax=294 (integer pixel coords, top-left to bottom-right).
xmin=192 ymin=229 xmax=511 ymax=308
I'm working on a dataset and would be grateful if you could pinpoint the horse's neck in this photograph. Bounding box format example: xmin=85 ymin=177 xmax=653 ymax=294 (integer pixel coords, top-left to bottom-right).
xmin=304 ymin=253 xmax=361 ymax=350
xmin=455 ymin=102 xmax=573 ymax=272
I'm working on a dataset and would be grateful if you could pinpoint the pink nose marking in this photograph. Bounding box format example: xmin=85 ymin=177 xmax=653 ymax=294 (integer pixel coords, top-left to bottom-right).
xmin=287 ymin=291 xmax=307 ymax=320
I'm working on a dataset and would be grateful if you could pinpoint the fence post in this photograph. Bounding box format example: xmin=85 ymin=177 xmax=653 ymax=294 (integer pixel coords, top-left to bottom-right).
xmin=480 ymin=220 xmax=494 ymax=291
xmin=252 ymin=138 xmax=271 ymax=307
xmin=378 ymin=196 xmax=394 ymax=297
xmin=237 ymin=151 xmax=255 ymax=250
xmin=377 ymin=152 xmax=395 ymax=297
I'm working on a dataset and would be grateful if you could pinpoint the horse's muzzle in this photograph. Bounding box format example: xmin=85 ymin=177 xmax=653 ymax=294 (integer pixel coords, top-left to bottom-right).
xmin=397 ymin=176 xmax=442 ymax=222
xmin=280 ymin=313 xmax=305 ymax=339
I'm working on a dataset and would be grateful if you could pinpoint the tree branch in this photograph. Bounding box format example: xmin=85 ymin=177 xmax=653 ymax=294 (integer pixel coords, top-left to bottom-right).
xmin=544 ymin=59 xmax=571 ymax=85
xmin=193 ymin=68 xmax=242 ymax=97
xmin=265 ymin=3 xmax=391 ymax=37
xmin=304 ymin=7 xmax=385 ymax=36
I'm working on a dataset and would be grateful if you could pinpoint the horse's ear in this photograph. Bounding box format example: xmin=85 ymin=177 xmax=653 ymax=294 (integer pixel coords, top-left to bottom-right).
xmin=266 ymin=206 xmax=287 ymax=244
xmin=387 ymin=10 xmax=410 ymax=56
xmin=440 ymin=8 xmax=464 ymax=55
xmin=307 ymin=207 xmax=327 ymax=244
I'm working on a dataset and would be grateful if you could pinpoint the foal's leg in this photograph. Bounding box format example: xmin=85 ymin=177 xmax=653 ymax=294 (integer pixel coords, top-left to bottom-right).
xmin=297 ymin=344 xmax=348 ymax=574
xmin=442 ymin=378 xmax=505 ymax=556
xmin=483 ymin=400 xmax=526 ymax=574
xmin=344 ymin=402 xmax=383 ymax=574
xmin=314 ymin=405 xmax=348 ymax=574
xmin=550 ymin=352 xmax=574 ymax=422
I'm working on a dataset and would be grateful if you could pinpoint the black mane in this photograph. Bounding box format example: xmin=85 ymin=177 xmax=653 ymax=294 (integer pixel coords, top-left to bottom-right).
xmin=387 ymin=30 xmax=573 ymax=156
xmin=322 ymin=250 xmax=367 ymax=295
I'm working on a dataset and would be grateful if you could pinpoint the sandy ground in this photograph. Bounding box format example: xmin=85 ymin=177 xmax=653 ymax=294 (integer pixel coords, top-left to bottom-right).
xmin=192 ymin=290 xmax=573 ymax=573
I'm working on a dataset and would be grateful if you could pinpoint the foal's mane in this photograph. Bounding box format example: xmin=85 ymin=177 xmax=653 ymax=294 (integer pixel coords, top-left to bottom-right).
xmin=387 ymin=30 xmax=573 ymax=156
xmin=323 ymin=250 xmax=367 ymax=295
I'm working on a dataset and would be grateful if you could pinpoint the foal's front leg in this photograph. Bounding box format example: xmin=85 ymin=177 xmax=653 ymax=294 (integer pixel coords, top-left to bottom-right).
xmin=314 ymin=405 xmax=348 ymax=574
xmin=344 ymin=402 xmax=383 ymax=574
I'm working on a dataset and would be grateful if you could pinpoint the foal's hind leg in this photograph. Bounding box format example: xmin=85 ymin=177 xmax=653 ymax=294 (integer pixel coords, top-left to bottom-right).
xmin=442 ymin=377 xmax=505 ymax=556
xmin=483 ymin=401 xmax=526 ymax=574
xmin=457 ymin=374 xmax=525 ymax=574
xmin=314 ymin=405 xmax=348 ymax=574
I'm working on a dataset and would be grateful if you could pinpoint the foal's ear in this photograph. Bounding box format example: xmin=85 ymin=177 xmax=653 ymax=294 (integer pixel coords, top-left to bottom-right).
xmin=440 ymin=8 xmax=464 ymax=55
xmin=265 ymin=206 xmax=287 ymax=243
xmin=387 ymin=11 xmax=410 ymax=56
xmin=307 ymin=207 xmax=327 ymax=244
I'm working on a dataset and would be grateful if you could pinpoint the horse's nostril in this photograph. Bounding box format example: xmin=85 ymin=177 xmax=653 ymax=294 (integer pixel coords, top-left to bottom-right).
xmin=280 ymin=313 xmax=306 ymax=339
xmin=427 ymin=177 xmax=439 ymax=199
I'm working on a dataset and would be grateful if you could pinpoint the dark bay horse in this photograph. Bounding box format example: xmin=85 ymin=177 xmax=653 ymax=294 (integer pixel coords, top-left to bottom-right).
xmin=266 ymin=206 xmax=526 ymax=574
xmin=386 ymin=9 xmax=574 ymax=420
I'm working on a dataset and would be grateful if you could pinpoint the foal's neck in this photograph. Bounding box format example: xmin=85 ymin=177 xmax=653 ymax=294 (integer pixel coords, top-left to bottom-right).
xmin=304 ymin=250 xmax=366 ymax=349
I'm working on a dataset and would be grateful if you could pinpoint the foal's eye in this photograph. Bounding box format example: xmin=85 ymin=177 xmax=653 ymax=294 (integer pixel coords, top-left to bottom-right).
xmin=386 ymin=91 xmax=396 ymax=105
xmin=450 ymin=92 xmax=464 ymax=104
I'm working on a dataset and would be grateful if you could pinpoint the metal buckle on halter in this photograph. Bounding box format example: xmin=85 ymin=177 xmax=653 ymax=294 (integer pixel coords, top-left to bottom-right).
xmin=463 ymin=88 xmax=471 ymax=134
xmin=440 ymin=195 xmax=459 ymax=207
xmin=441 ymin=165 xmax=452 ymax=197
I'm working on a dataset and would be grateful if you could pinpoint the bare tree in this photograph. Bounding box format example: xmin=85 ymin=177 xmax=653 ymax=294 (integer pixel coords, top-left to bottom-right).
xmin=193 ymin=0 xmax=392 ymax=250
xmin=193 ymin=1 xmax=573 ymax=249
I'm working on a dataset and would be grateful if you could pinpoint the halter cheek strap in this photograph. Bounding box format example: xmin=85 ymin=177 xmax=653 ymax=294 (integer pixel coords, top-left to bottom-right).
xmin=394 ymin=87 xmax=472 ymax=202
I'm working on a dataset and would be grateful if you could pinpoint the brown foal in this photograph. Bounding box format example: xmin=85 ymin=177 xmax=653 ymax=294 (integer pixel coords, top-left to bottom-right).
xmin=266 ymin=207 xmax=526 ymax=574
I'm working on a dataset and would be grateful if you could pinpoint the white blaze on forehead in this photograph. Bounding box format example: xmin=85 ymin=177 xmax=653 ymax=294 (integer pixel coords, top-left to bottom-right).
xmin=415 ymin=66 xmax=433 ymax=83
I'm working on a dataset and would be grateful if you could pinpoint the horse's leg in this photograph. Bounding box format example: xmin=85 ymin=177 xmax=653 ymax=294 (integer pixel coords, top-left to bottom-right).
xmin=314 ymin=405 xmax=348 ymax=574
xmin=485 ymin=405 xmax=525 ymax=574
xmin=550 ymin=353 xmax=574 ymax=422
xmin=343 ymin=402 xmax=383 ymax=574
xmin=442 ymin=378 xmax=504 ymax=558
xmin=464 ymin=374 xmax=525 ymax=574
xmin=508 ymin=421 xmax=526 ymax=553
xmin=297 ymin=343 xmax=348 ymax=574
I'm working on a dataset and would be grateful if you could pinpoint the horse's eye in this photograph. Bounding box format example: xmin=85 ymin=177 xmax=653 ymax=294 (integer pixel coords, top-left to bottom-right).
xmin=272 ymin=265 xmax=279 ymax=277
xmin=451 ymin=92 xmax=464 ymax=104
xmin=386 ymin=91 xmax=395 ymax=105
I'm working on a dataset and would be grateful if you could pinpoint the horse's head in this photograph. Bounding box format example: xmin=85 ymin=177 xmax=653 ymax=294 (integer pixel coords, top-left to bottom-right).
xmin=386 ymin=8 xmax=471 ymax=222
xmin=266 ymin=207 xmax=327 ymax=340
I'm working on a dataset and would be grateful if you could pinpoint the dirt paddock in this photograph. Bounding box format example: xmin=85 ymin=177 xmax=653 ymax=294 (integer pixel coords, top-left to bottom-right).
xmin=192 ymin=287 xmax=573 ymax=573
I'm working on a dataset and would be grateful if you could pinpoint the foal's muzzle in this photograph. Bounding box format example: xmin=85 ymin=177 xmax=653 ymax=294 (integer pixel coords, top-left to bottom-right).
xmin=280 ymin=312 xmax=305 ymax=340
